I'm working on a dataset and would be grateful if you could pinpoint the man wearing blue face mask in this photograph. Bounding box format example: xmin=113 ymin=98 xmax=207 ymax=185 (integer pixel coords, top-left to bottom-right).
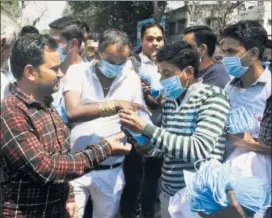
xmin=119 ymin=40 xmax=230 ymax=218
xmin=221 ymin=20 xmax=271 ymax=191
xmin=51 ymin=24 xmax=84 ymax=124
xmin=62 ymin=29 xmax=152 ymax=218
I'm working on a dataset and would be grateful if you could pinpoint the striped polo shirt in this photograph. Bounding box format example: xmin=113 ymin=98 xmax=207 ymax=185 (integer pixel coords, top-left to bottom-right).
xmin=142 ymin=81 xmax=230 ymax=196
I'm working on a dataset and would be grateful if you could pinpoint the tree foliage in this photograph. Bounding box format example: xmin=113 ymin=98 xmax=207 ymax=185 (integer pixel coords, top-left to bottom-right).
xmin=66 ymin=1 xmax=167 ymax=45
xmin=1 ymin=0 xmax=21 ymax=20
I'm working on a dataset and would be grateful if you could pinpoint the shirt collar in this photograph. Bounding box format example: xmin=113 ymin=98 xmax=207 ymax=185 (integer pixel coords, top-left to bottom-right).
xmin=139 ymin=52 xmax=153 ymax=64
xmin=230 ymin=67 xmax=271 ymax=88
xmin=10 ymin=83 xmax=53 ymax=109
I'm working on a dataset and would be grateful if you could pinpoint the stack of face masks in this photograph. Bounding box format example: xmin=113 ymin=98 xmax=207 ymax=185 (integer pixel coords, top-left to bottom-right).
xmin=227 ymin=106 xmax=256 ymax=134
xmin=184 ymin=159 xmax=271 ymax=216
xmin=138 ymin=66 xmax=163 ymax=99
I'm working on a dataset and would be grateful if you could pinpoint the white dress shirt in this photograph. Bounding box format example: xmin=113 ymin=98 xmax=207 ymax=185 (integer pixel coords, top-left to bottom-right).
xmin=63 ymin=60 xmax=151 ymax=165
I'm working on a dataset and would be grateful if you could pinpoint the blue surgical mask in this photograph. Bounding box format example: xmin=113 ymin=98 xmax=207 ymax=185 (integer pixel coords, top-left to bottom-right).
xmin=227 ymin=106 xmax=255 ymax=134
xmin=99 ymin=60 xmax=125 ymax=78
xmin=160 ymin=73 xmax=187 ymax=99
xmin=223 ymin=52 xmax=253 ymax=78
xmin=57 ymin=46 xmax=67 ymax=63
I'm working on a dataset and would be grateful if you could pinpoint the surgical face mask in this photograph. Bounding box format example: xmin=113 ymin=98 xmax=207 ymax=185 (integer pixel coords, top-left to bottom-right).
xmin=57 ymin=45 xmax=67 ymax=63
xmin=99 ymin=59 xmax=125 ymax=78
xmin=58 ymin=41 xmax=71 ymax=63
xmin=223 ymin=51 xmax=253 ymax=78
xmin=227 ymin=106 xmax=255 ymax=134
xmin=160 ymin=72 xmax=188 ymax=99
xmin=262 ymin=61 xmax=271 ymax=69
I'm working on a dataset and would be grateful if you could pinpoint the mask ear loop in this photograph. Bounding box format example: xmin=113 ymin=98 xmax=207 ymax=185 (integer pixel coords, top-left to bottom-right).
xmin=240 ymin=50 xmax=258 ymax=68
xmin=179 ymin=68 xmax=190 ymax=89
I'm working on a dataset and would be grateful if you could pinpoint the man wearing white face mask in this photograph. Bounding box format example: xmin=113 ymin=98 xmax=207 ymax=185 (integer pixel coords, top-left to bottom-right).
xmin=62 ymin=29 xmax=151 ymax=218
xmin=221 ymin=21 xmax=271 ymax=192
xmin=119 ymin=40 xmax=230 ymax=218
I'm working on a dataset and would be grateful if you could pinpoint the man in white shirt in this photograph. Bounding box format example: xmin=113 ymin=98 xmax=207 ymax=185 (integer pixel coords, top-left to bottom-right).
xmin=1 ymin=12 xmax=19 ymax=101
xmin=63 ymin=29 xmax=151 ymax=218
xmin=221 ymin=20 xmax=271 ymax=194
xmin=51 ymin=24 xmax=85 ymax=123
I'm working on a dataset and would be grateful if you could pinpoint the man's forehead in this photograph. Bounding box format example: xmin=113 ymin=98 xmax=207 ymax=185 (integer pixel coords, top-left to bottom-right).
xmin=221 ymin=37 xmax=242 ymax=49
xmin=105 ymin=44 xmax=128 ymax=54
xmin=145 ymin=27 xmax=163 ymax=37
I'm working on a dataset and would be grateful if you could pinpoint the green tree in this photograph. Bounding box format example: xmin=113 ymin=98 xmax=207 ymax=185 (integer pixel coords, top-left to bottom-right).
xmin=66 ymin=1 xmax=167 ymax=45
xmin=1 ymin=0 xmax=21 ymax=20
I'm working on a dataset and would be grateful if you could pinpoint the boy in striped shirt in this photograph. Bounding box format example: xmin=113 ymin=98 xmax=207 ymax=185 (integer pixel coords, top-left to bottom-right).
xmin=120 ymin=40 xmax=230 ymax=218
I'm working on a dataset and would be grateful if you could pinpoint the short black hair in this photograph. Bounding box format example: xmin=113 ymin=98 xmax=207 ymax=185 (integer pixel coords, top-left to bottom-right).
xmin=98 ymin=29 xmax=131 ymax=53
xmin=266 ymin=39 xmax=272 ymax=49
xmin=87 ymin=32 xmax=100 ymax=42
xmin=49 ymin=16 xmax=80 ymax=30
xmin=81 ymin=22 xmax=90 ymax=33
xmin=157 ymin=40 xmax=200 ymax=77
xmin=223 ymin=20 xmax=268 ymax=59
xmin=184 ymin=26 xmax=217 ymax=57
xmin=141 ymin=23 xmax=164 ymax=39
xmin=60 ymin=24 xmax=84 ymax=48
xmin=184 ymin=25 xmax=212 ymax=35
xmin=10 ymin=34 xmax=58 ymax=81
xmin=20 ymin=25 xmax=39 ymax=37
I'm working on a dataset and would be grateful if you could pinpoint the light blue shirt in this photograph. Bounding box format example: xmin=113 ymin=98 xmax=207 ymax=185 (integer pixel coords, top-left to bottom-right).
xmin=224 ymin=67 xmax=271 ymax=184
xmin=225 ymin=67 xmax=271 ymax=138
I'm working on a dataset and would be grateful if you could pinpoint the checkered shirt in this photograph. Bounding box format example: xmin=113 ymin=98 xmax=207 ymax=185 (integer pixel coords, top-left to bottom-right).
xmin=0 ymin=84 xmax=111 ymax=217
xmin=259 ymin=95 xmax=272 ymax=146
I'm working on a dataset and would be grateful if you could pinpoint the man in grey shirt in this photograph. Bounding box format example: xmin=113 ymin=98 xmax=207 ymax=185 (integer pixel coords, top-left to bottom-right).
xmin=183 ymin=25 xmax=230 ymax=88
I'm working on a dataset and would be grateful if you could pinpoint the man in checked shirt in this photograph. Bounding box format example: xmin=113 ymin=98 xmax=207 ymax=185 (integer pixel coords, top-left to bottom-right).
xmin=0 ymin=34 xmax=131 ymax=218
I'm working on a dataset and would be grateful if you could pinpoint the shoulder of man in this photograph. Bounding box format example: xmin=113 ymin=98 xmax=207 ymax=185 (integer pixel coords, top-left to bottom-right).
xmin=197 ymin=83 xmax=228 ymax=100
xmin=1 ymin=93 xmax=28 ymax=120
xmin=129 ymin=54 xmax=142 ymax=73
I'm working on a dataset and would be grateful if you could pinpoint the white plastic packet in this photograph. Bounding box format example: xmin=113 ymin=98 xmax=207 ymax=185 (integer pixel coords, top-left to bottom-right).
xmin=168 ymin=187 xmax=201 ymax=218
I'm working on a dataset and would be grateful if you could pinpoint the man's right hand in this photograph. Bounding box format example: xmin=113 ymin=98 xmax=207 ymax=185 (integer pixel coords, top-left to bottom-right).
xmin=105 ymin=132 xmax=132 ymax=156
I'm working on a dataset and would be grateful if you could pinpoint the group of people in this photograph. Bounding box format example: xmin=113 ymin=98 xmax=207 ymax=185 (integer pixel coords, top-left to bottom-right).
xmin=0 ymin=13 xmax=271 ymax=218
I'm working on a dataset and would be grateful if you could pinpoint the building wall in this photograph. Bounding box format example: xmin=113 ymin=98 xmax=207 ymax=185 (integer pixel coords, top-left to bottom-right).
xmin=165 ymin=6 xmax=188 ymax=42
xmin=165 ymin=1 xmax=272 ymax=42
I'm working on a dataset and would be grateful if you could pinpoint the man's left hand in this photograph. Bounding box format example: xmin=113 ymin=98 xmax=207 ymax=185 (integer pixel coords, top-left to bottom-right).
xmin=119 ymin=109 xmax=147 ymax=133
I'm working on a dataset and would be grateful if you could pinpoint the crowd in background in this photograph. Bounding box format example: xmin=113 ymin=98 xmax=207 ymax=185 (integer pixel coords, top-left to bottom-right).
xmin=0 ymin=13 xmax=272 ymax=218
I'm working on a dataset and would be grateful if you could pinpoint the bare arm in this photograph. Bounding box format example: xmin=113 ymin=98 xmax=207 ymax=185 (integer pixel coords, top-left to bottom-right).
xmin=227 ymin=133 xmax=271 ymax=155
xmin=64 ymin=91 xmax=101 ymax=122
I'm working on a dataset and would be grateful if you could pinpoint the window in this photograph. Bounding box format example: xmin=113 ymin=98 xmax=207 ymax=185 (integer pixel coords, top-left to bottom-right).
xmin=177 ymin=19 xmax=186 ymax=34
xmin=169 ymin=22 xmax=176 ymax=35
